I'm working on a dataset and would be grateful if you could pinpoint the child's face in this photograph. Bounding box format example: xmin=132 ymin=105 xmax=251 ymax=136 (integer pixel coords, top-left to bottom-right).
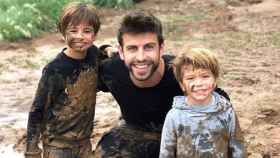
xmin=65 ymin=23 xmax=96 ymax=53
xmin=180 ymin=64 xmax=216 ymax=105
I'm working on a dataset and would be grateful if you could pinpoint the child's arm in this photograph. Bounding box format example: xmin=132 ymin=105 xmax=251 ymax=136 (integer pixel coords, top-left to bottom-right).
xmin=228 ymin=108 xmax=247 ymax=158
xmin=160 ymin=112 xmax=177 ymax=158
xmin=25 ymin=69 xmax=53 ymax=158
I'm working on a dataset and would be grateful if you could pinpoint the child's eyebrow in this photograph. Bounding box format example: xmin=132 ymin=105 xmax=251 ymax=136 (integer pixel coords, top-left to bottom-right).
xmin=84 ymin=27 xmax=94 ymax=30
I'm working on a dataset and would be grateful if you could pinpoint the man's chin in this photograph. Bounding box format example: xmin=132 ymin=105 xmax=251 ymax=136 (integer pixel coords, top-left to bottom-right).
xmin=132 ymin=75 xmax=149 ymax=81
xmin=131 ymin=72 xmax=151 ymax=81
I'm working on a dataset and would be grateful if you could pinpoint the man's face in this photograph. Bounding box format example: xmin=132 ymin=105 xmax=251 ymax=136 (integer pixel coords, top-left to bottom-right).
xmin=65 ymin=23 xmax=96 ymax=53
xmin=119 ymin=32 xmax=163 ymax=81
xmin=180 ymin=64 xmax=216 ymax=105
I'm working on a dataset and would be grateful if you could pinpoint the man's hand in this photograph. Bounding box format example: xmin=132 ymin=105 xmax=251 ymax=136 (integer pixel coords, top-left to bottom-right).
xmin=104 ymin=46 xmax=118 ymax=57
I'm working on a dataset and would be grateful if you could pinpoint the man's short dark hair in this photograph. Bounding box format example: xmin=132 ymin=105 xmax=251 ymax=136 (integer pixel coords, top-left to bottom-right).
xmin=117 ymin=11 xmax=164 ymax=47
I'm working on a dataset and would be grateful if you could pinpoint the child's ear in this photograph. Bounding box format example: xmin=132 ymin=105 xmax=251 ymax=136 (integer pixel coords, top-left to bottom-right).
xmin=92 ymin=33 xmax=97 ymax=41
xmin=172 ymin=65 xmax=185 ymax=92
xmin=179 ymin=82 xmax=185 ymax=92
xmin=213 ymin=79 xmax=218 ymax=89
xmin=61 ymin=34 xmax=66 ymax=42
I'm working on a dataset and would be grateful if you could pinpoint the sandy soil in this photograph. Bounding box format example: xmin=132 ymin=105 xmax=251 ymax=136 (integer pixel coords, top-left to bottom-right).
xmin=0 ymin=0 xmax=279 ymax=157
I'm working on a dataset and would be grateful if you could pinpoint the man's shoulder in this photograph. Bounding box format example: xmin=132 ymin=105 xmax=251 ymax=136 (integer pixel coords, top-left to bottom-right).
xmin=162 ymin=54 xmax=175 ymax=64
xmin=100 ymin=55 xmax=123 ymax=70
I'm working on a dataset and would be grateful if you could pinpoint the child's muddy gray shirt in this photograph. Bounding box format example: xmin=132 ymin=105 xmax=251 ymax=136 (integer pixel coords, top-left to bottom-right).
xmin=160 ymin=92 xmax=246 ymax=158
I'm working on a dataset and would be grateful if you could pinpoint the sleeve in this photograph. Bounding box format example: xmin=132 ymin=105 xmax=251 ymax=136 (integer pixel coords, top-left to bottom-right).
xmin=228 ymin=108 xmax=247 ymax=158
xmin=160 ymin=111 xmax=177 ymax=158
xmin=97 ymin=62 xmax=110 ymax=92
xmin=25 ymin=68 xmax=52 ymax=154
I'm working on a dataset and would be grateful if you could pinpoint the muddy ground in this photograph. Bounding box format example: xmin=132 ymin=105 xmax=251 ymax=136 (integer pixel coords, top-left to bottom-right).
xmin=0 ymin=0 xmax=279 ymax=157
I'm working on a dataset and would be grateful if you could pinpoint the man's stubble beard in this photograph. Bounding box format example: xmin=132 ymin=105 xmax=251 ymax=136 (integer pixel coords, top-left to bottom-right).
xmin=128 ymin=59 xmax=160 ymax=81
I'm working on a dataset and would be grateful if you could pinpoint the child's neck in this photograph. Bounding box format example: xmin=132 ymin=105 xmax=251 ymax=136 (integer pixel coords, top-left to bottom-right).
xmin=65 ymin=48 xmax=87 ymax=60
xmin=185 ymin=94 xmax=213 ymax=106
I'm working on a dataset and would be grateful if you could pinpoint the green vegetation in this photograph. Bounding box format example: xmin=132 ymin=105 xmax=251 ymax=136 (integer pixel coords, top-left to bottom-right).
xmin=93 ymin=0 xmax=134 ymax=8
xmin=0 ymin=0 xmax=134 ymax=41
xmin=270 ymin=32 xmax=280 ymax=48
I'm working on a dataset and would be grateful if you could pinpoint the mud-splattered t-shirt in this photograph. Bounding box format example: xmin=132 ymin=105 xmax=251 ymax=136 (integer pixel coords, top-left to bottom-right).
xmin=97 ymin=55 xmax=230 ymax=131
xmin=26 ymin=46 xmax=100 ymax=150
xmin=98 ymin=55 xmax=183 ymax=130
xmin=160 ymin=92 xmax=246 ymax=158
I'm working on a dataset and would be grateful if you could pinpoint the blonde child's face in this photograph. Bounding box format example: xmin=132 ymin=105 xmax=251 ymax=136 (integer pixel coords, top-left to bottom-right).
xmin=180 ymin=64 xmax=216 ymax=105
xmin=65 ymin=23 xmax=96 ymax=54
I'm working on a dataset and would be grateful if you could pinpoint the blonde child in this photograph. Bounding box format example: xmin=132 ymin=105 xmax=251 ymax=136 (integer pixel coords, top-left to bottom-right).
xmin=160 ymin=47 xmax=246 ymax=158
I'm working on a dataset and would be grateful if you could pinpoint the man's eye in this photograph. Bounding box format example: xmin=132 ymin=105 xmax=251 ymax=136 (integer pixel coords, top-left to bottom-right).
xmin=144 ymin=44 xmax=154 ymax=51
xmin=126 ymin=47 xmax=137 ymax=52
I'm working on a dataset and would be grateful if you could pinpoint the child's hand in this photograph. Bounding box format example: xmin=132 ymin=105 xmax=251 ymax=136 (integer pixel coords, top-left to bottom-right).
xmin=25 ymin=154 xmax=41 ymax=158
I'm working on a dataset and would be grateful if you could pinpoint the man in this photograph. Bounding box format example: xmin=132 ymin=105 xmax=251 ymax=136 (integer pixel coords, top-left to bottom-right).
xmin=94 ymin=11 xmax=229 ymax=158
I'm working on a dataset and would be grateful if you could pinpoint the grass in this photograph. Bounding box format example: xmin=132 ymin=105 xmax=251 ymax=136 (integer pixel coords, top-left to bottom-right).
xmin=93 ymin=0 xmax=134 ymax=8
xmin=270 ymin=32 xmax=280 ymax=48
xmin=162 ymin=14 xmax=206 ymax=40
xmin=0 ymin=0 xmax=134 ymax=41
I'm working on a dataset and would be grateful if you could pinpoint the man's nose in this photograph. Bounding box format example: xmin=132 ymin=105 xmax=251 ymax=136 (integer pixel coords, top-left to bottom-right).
xmin=135 ymin=48 xmax=145 ymax=61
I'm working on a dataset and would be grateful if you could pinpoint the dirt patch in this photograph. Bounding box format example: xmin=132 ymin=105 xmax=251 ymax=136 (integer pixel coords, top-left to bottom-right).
xmin=0 ymin=0 xmax=280 ymax=157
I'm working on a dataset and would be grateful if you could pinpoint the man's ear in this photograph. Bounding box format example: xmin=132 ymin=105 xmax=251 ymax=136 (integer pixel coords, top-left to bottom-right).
xmin=118 ymin=45 xmax=125 ymax=60
xmin=159 ymin=42 xmax=164 ymax=56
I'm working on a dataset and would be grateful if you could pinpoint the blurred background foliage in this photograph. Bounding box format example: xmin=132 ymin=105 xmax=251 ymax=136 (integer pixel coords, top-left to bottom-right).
xmin=0 ymin=0 xmax=135 ymax=41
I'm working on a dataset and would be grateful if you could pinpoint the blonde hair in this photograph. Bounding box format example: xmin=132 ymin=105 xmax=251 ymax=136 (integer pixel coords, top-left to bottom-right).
xmin=173 ymin=46 xmax=220 ymax=83
xmin=58 ymin=2 xmax=100 ymax=37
